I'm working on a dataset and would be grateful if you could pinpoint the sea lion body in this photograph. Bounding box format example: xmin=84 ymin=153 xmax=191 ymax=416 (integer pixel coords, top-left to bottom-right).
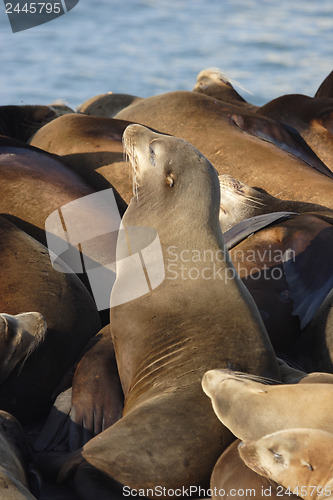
xmin=29 ymin=113 xmax=135 ymax=204
xmin=76 ymin=93 xmax=142 ymax=117
xmin=0 ymin=136 xmax=120 ymax=245
xmin=202 ymin=370 xmax=333 ymax=442
xmin=59 ymin=125 xmax=280 ymax=498
xmin=239 ymin=429 xmax=333 ymax=500
xmin=225 ymin=214 xmax=333 ymax=357
xmin=0 ymin=136 xmax=125 ymax=320
xmin=0 ymin=105 xmax=58 ymax=142
xmin=35 ymin=325 xmax=124 ymax=453
xmin=0 ymin=216 xmax=101 ymax=423
xmin=114 ymin=91 xmax=333 ymax=208
xmin=256 ymin=94 xmax=333 ymax=171
xmin=0 ymin=411 xmax=41 ymax=499
xmin=30 ymin=92 xmax=333 ymax=208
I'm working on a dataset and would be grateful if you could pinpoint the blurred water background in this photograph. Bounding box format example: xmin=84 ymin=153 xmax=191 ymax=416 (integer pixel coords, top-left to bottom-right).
xmin=0 ymin=0 xmax=332 ymax=109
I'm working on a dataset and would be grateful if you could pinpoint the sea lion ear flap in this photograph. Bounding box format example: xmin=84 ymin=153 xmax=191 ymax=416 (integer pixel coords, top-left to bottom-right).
xmin=0 ymin=316 xmax=8 ymax=338
xmin=166 ymin=173 xmax=175 ymax=187
xmin=301 ymin=459 xmax=314 ymax=472
xmin=318 ymin=109 xmax=333 ymax=134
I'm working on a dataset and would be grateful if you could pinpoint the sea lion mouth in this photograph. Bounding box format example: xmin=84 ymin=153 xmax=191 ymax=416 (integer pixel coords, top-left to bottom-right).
xmin=238 ymin=442 xmax=270 ymax=476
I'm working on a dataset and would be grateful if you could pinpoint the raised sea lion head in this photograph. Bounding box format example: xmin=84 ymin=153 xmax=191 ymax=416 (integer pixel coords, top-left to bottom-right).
xmin=0 ymin=312 xmax=47 ymax=384
xmin=122 ymin=123 xmax=221 ymax=233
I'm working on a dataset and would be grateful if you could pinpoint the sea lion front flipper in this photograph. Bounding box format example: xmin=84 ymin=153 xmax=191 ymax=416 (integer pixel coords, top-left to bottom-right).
xmin=224 ymin=212 xmax=298 ymax=250
xmin=230 ymin=112 xmax=333 ymax=178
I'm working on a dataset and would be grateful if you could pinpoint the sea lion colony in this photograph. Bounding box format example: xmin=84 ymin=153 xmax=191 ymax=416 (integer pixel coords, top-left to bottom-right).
xmin=0 ymin=68 xmax=332 ymax=499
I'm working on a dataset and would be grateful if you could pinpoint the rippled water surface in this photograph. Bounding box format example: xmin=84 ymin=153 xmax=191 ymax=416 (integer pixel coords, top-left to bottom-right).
xmin=1 ymin=0 xmax=332 ymax=108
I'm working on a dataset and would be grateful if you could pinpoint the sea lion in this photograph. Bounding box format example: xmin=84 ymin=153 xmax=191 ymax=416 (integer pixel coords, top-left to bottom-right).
xmin=193 ymin=68 xmax=257 ymax=112
xmin=0 ymin=135 xmax=126 ymax=245
xmin=114 ymin=90 xmax=333 ymax=208
xmin=256 ymin=94 xmax=333 ymax=171
xmin=218 ymin=174 xmax=333 ymax=232
xmin=202 ymin=369 xmax=333 ymax=442
xmin=58 ymin=124 xmax=280 ymax=499
xmin=49 ymin=101 xmax=75 ymax=115
xmin=76 ymin=93 xmax=142 ymax=118
xmin=0 ymin=410 xmax=41 ymax=499
xmin=239 ymin=428 xmax=333 ymax=500
xmin=0 ymin=312 xmax=46 ymax=385
xmin=223 ymin=213 xmax=333 ymax=357
xmin=315 ymin=70 xmax=333 ymax=98
xmin=0 ymin=216 xmax=101 ymax=423
xmin=34 ymin=324 xmax=124 ymax=453
xmin=29 ymin=113 xmax=139 ymax=202
xmin=210 ymin=439 xmax=299 ymax=499
xmin=30 ymin=94 xmax=333 ymax=207
xmin=0 ymin=105 xmax=59 ymax=142
xmin=0 ymin=136 xmax=125 ymax=320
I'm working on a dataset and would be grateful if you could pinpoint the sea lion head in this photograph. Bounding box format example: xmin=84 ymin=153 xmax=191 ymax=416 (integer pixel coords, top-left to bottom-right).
xmin=122 ymin=124 xmax=221 ymax=233
xmin=218 ymin=175 xmax=266 ymax=231
xmin=0 ymin=312 xmax=47 ymax=384
xmin=239 ymin=428 xmax=333 ymax=497
xmin=202 ymin=369 xmax=272 ymax=427
xmin=193 ymin=68 xmax=247 ymax=104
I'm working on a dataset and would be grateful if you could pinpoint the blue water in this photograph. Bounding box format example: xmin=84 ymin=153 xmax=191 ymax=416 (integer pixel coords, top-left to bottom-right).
xmin=0 ymin=0 xmax=332 ymax=109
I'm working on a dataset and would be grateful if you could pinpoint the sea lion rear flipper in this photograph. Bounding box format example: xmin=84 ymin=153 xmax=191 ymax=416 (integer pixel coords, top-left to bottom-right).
xmin=282 ymin=224 xmax=333 ymax=329
xmin=230 ymin=112 xmax=333 ymax=178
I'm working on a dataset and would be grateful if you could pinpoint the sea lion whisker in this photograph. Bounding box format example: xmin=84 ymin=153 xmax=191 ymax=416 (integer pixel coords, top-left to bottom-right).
xmin=234 ymin=194 xmax=265 ymax=207
xmin=219 ymin=176 xmax=265 ymax=207
xmin=217 ymin=370 xmax=280 ymax=385
xmin=220 ymin=189 xmax=265 ymax=208
xmin=200 ymin=68 xmax=253 ymax=95
xmin=222 ymin=188 xmax=264 ymax=206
